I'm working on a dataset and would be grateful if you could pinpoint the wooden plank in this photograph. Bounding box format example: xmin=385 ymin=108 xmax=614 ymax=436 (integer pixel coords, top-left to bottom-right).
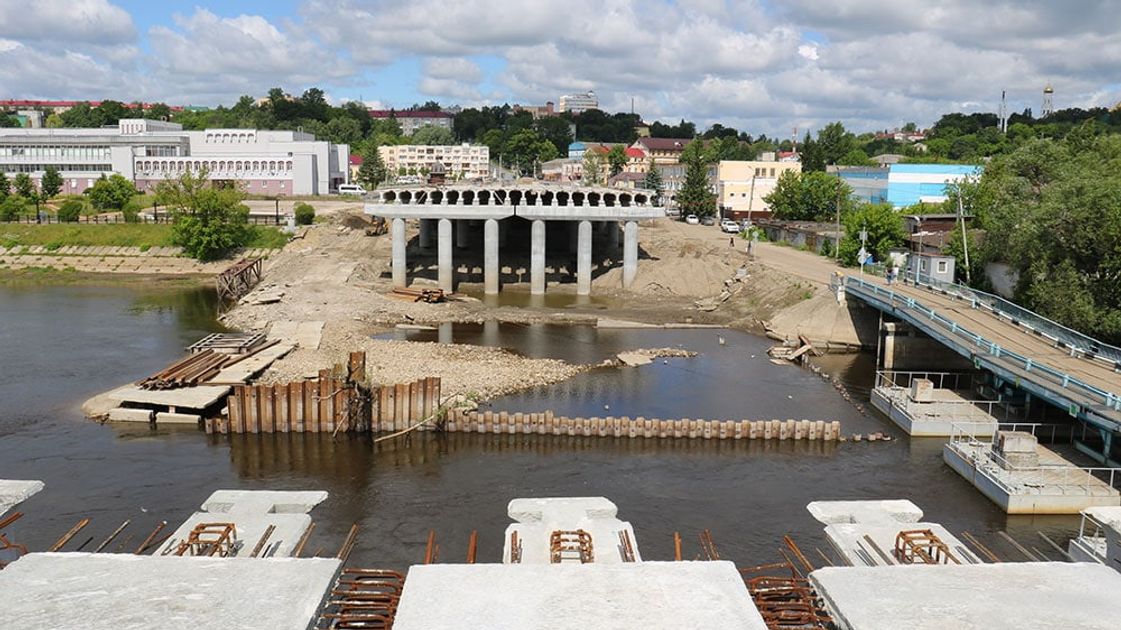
xmin=247 ymin=386 xmax=259 ymax=434
xmin=229 ymin=389 xmax=241 ymax=433
xmin=395 ymin=383 xmax=407 ymax=429
xmin=317 ymin=370 xmax=330 ymax=433
xmin=307 ymin=379 xmax=319 ymax=433
xmin=276 ymin=383 xmax=289 ymax=433
xmin=262 ymin=384 xmax=275 ymax=434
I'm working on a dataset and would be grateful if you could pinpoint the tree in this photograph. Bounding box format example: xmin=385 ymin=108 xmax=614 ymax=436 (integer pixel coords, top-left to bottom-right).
xmin=294 ymin=202 xmax=315 ymax=225
xmin=88 ymin=174 xmax=136 ymax=210
xmin=837 ymin=149 xmax=875 ymax=167
xmin=158 ymin=169 xmax=253 ymax=261
xmin=13 ymin=173 xmax=35 ymax=199
xmin=411 ymin=124 xmax=456 ymax=145
xmin=0 ymin=171 xmax=10 ymax=198
xmin=40 ymin=167 xmax=63 ymax=199
xmin=60 ymin=102 xmax=101 ymax=127
xmin=325 ymin=117 xmax=363 ymax=145
xmin=357 ymin=146 xmax=388 ymax=189
xmin=582 ymin=151 xmax=604 ymax=185
xmin=502 ymin=128 xmax=557 ymax=176
xmin=642 ymin=159 xmax=663 ymax=202
xmin=836 ymin=203 xmax=905 ymax=266
xmin=94 ymin=100 xmax=128 ymax=125
xmin=534 ymin=116 xmax=574 ymax=154
xmin=0 ymin=196 xmax=24 ymax=221
xmin=677 ymin=140 xmax=715 ymax=217
xmin=764 ymin=171 xmax=853 ymax=221
xmin=45 ymin=113 xmax=63 ymax=128
xmin=57 ymin=199 xmax=83 ymax=222
xmin=145 ymin=103 xmax=172 ymax=121
xmin=607 ymin=145 xmax=627 ymax=176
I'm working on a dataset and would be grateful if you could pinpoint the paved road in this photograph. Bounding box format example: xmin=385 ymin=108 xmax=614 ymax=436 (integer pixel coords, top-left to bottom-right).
xmin=751 ymin=242 xmax=1121 ymax=402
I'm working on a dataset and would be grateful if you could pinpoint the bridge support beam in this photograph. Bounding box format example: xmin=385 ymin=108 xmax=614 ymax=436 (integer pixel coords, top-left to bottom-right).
xmin=455 ymin=219 xmax=470 ymax=248
xmin=531 ymin=219 xmax=546 ymax=295
xmin=623 ymin=220 xmax=638 ymax=289
xmin=484 ymin=218 xmax=500 ymax=295
xmin=438 ymin=218 xmax=453 ymax=292
xmin=391 ymin=217 xmax=406 ymax=288
xmin=577 ymin=220 xmax=592 ymax=296
xmin=418 ymin=219 xmax=434 ymax=250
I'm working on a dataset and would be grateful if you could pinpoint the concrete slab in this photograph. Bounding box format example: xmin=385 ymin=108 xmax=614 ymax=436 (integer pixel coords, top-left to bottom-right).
xmin=394 ymin=562 xmax=767 ymax=630
xmin=503 ymin=497 xmax=641 ymax=564
xmin=159 ymin=490 xmax=327 ymax=558
xmin=0 ymin=479 xmax=45 ymax=515
xmin=107 ymin=407 xmax=155 ymax=423
xmin=211 ymin=343 xmax=294 ymax=383
xmin=807 ymin=500 xmax=924 ymax=525
xmin=108 ymin=384 xmax=231 ymax=411
xmin=155 ymin=411 xmax=202 ymax=425
xmin=822 ymin=521 xmax=981 ymax=566
xmin=870 ymin=385 xmax=997 ymax=437
xmin=811 ymin=562 xmax=1121 ymax=630
xmin=0 ymin=553 xmax=339 ymax=630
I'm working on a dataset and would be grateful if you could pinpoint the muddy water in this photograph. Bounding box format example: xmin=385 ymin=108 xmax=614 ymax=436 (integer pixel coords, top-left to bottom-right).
xmin=0 ymin=286 xmax=1077 ymax=569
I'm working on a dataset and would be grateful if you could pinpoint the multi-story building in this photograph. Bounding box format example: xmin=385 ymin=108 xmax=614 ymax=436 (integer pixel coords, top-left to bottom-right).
xmin=631 ymin=137 xmax=692 ymax=165
xmin=378 ymin=143 xmax=490 ymax=181
xmin=833 ymin=164 xmax=981 ymax=208
xmin=513 ymin=101 xmax=556 ymax=119
xmin=711 ymin=160 xmax=803 ymax=220
xmin=368 ymin=110 xmax=455 ymax=135
xmin=0 ymin=118 xmax=348 ymax=195
xmin=558 ymin=91 xmax=598 ymax=114
xmin=541 ymin=157 xmax=583 ymax=183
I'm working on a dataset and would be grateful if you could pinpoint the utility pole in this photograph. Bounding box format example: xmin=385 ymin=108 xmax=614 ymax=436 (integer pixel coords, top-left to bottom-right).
xmin=746 ymin=174 xmax=756 ymax=225
xmin=834 ymin=183 xmax=842 ymax=261
xmin=958 ymin=191 xmax=971 ymax=285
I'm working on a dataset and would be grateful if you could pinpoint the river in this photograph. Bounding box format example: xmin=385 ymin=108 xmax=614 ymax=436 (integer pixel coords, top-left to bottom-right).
xmin=0 ymin=284 xmax=1078 ymax=568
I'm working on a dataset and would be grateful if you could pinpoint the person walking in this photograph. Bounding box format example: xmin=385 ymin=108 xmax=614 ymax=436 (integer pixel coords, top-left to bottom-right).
xmin=729 ymin=236 xmax=735 ymax=247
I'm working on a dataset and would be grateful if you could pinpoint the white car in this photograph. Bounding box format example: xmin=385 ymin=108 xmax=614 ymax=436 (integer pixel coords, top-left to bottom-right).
xmin=337 ymin=184 xmax=367 ymax=195
xmin=720 ymin=219 xmax=742 ymax=233
xmin=685 ymin=214 xmax=700 ymax=225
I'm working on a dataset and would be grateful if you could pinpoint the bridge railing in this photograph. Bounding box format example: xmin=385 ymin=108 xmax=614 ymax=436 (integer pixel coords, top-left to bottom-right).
xmin=906 ymin=271 xmax=1121 ymax=368
xmin=845 ymin=277 xmax=1121 ymax=424
xmin=946 ymin=422 xmax=1120 ymax=496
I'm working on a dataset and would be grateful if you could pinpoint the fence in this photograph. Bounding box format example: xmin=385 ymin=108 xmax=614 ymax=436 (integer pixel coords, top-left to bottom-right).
xmin=873 ymin=370 xmax=1005 ymax=429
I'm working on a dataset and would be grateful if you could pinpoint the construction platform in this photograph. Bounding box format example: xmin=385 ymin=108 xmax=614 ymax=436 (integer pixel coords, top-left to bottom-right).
xmin=810 ymin=562 xmax=1121 ymax=630
xmin=157 ymin=490 xmax=327 ymax=558
xmin=393 ymin=562 xmax=768 ymax=630
xmin=944 ymin=429 xmax=1121 ymax=514
xmin=870 ymin=371 xmax=998 ymax=437
xmin=807 ymin=500 xmax=981 ymax=566
xmin=503 ymin=497 xmax=641 ymax=564
xmin=1068 ymin=505 xmax=1121 ymax=569
xmin=0 ymin=479 xmax=44 ymax=515
xmin=0 ymin=553 xmax=340 ymax=630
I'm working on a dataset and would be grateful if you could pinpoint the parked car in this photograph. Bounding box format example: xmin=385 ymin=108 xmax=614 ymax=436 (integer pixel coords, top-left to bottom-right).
xmin=685 ymin=214 xmax=700 ymax=225
xmin=720 ymin=219 xmax=742 ymax=233
xmin=700 ymin=215 xmax=716 ymax=226
xmin=337 ymin=183 xmax=367 ymax=195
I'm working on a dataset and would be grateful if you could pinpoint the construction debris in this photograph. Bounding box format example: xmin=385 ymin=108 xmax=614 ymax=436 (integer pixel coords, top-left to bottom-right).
xmin=316 ymin=568 xmax=405 ymax=629
xmin=215 ymin=257 xmax=262 ymax=301
xmin=387 ymin=287 xmax=448 ymax=303
xmin=768 ymin=335 xmax=822 ymax=365
xmin=188 ymin=333 xmax=267 ymax=354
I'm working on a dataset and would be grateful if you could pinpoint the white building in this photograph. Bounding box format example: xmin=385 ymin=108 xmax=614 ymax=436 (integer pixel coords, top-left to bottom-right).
xmin=378 ymin=143 xmax=490 ymax=181
xmin=0 ymin=119 xmax=348 ymax=196
xmin=368 ymin=110 xmax=455 ymax=135
xmin=558 ymin=91 xmax=598 ymax=114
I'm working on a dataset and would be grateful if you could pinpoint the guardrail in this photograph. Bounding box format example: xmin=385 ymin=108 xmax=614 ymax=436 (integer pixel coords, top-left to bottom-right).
xmin=874 ymin=370 xmax=978 ymax=392
xmin=875 ymin=370 xmax=1004 ymax=426
xmin=845 ymin=276 xmax=1121 ymax=430
xmin=906 ymin=271 xmax=1121 ymax=368
xmin=947 ymin=422 xmax=1119 ymax=497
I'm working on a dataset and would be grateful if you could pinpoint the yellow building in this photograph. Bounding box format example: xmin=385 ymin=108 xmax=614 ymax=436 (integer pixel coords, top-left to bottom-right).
xmin=712 ymin=160 xmax=802 ymax=219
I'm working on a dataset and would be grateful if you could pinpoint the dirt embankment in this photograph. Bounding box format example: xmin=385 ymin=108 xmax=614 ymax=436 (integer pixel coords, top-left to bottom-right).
xmin=219 ymin=214 xmax=864 ymax=401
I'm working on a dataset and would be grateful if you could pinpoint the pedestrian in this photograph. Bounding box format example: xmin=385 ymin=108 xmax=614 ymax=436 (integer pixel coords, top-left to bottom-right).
xmin=729 ymin=236 xmax=735 ymax=247
xmin=747 ymin=238 xmax=754 ymax=257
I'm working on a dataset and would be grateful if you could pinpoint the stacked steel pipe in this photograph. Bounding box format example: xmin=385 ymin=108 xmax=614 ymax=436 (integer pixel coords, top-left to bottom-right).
xmin=138 ymin=350 xmax=233 ymax=390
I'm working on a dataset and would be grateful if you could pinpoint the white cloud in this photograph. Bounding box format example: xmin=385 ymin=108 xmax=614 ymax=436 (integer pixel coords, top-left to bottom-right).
xmin=0 ymin=0 xmax=135 ymax=45
xmin=798 ymin=44 xmax=819 ymax=61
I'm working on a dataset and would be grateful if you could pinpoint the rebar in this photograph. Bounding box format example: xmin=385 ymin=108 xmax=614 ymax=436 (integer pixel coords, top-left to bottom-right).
xmin=49 ymin=518 xmax=90 ymax=552
xmin=95 ymin=520 xmax=131 ymax=553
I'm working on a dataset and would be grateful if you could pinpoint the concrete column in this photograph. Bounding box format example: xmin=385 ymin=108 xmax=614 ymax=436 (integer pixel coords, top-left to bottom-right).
xmin=391 ymin=217 xmax=406 ymax=288
xmin=608 ymin=220 xmax=620 ymax=250
xmin=438 ymin=218 xmax=453 ymax=292
xmin=531 ymin=219 xmax=546 ymax=295
xmin=484 ymin=218 xmax=500 ymax=295
xmin=498 ymin=219 xmax=508 ymax=247
xmin=456 ymin=219 xmax=470 ymax=248
xmin=568 ymin=221 xmax=579 ymax=253
xmin=622 ymin=220 xmax=638 ymax=289
xmin=418 ymin=219 xmax=434 ymax=250
xmin=577 ymin=220 xmax=592 ymax=295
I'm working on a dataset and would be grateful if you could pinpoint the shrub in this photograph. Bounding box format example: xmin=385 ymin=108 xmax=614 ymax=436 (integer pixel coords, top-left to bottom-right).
xmin=122 ymin=199 xmax=141 ymax=223
xmin=0 ymin=196 xmax=24 ymax=221
xmin=57 ymin=199 xmax=83 ymax=223
xmin=294 ymin=202 xmax=315 ymax=225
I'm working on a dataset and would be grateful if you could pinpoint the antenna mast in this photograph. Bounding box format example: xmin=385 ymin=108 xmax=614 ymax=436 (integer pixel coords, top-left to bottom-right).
xmin=999 ymin=90 xmax=1008 ymax=133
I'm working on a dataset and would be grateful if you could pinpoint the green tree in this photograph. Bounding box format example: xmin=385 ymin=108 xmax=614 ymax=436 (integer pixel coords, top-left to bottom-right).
xmin=582 ymin=151 xmax=604 ymax=185
xmin=325 ymin=117 xmax=362 ymax=145
xmin=40 ymin=167 xmax=63 ymax=199
xmin=158 ymin=169 xmax=252 ymax=261
xmin=642 ymin=159 xmax=663 ymax=202
xmin=57 ymin=199 xmax=83 ymax=222
xmin=677 ymin=141 xmax=715 ymax=217
xmin=411 ymin=124 xmax=456 ymax=145
xmin=534 ymin=116 xmax=574 ymax=154
xmin=0 ymin=196 xmax=24 ymax=221
xmin=145 ymin=103 xmax=172 ymax=121
xmin=0 ymin=171 xmax=10 ymax=198
xmin=764 ymin=171 xmax=853 ymax=221
xmin=45 ymin=113 xmax=63 ymax=128
xmin=503 ymin=128 xmax=556 ymax=176
xmin=837 ymin=149 xmax=875 ymax=167
xmin=607 ymin=145 xmax=627 ymax=176
xmin=357 ymin=146 xmax=388 ymax=189
xmin=294 ymin=202 xmax=315 ymax=225
xmin=88 ymin=174 xmax=136 ymax=210
xmin=13 ymin=173 xmax=35 ymax=199
xmin=837 ymin=203 xmax=905 ymax=266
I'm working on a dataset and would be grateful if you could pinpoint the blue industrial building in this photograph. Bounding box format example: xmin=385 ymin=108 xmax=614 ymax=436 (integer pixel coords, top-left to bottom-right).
xmin=835 ymin=164 xmax=981 ymax=208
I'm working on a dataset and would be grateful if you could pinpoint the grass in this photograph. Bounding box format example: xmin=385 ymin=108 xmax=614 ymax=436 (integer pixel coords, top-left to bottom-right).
xmin=0 ymin=223 xmax=289 ymax=250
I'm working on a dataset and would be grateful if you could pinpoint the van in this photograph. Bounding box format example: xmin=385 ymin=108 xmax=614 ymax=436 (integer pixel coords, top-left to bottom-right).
xmin=337 ymin=184 xmax=367 ymax=195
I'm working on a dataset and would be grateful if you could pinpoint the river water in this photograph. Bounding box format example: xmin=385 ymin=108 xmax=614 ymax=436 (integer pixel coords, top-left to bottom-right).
xmin=0 ymin=285 xmax=1079 ymax=568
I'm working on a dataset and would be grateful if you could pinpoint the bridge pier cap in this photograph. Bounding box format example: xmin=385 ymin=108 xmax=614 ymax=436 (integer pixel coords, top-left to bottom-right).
xmin=364 ymin=184 xmax=663 ymax=222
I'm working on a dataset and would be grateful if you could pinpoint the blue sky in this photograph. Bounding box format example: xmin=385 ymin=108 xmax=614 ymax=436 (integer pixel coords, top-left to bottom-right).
xmin=2 ymin=1 xmax=1118 ymax=135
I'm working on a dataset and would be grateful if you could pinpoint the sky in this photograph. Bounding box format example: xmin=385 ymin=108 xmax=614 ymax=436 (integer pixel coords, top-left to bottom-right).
xmin=1 ymin=0 xmax=1119 ymax=137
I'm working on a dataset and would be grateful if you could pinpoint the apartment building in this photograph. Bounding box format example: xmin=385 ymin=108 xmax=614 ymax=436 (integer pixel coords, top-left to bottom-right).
xmin=368 ymin=110 xmax=455 ymax=135
xmin=558 ymin=91 xmax=598 ymax=114
xmin=378 ymin=143 xmax=490 ymax=181
xmin=712 ymin=160 xmax=803 ymax=220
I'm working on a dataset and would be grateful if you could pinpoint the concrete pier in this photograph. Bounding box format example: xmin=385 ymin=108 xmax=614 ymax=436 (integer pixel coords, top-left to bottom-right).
xmin=530 ymin=219 xmax=546 ymax=295
xmin=484 ymin=218 xmax=499 ymax=295
xmin=438 ymin=218 xmax=453 ymax=292
xmin=623 ymin=220 xmax=638 ymax=289
xmin=576 ymin=219 xmax=592 ymax=295
xmin=455 ymin=218 xmax=469 ymax=249
xmin=391 ymin=217 xmax=406 ymax=288
xmin=608 ymin=220 xmax=620 ymax=249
